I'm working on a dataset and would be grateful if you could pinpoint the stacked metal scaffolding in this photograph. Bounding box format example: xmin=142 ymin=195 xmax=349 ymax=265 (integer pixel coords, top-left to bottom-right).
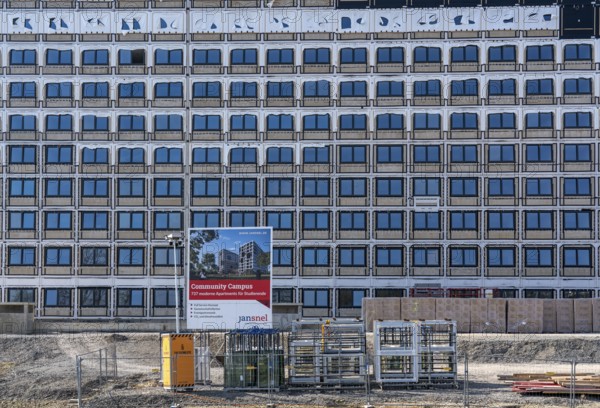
xmin=223 ymin=329 xmax=285 ymax=390
xmin=373 ymin=320 xmax=457 ymax=386
xmin=288 ymin=319 xmax=367 ymax=388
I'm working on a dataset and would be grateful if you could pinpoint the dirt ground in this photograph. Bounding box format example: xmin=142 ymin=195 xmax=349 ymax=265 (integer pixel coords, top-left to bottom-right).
xmin=1 ymin=332 xmax=600 ymax=407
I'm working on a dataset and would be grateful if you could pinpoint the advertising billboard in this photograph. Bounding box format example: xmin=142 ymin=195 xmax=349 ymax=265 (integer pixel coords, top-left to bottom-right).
xmin=187 ymin=227 xmax=272 ymax=330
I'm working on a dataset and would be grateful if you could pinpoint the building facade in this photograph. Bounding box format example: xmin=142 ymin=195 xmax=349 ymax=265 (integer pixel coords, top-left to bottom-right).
xmin=0 ymin=0 xmax=599 ymax=319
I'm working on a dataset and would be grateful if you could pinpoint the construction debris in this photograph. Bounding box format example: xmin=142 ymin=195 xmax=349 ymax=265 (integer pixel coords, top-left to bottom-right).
xmin=501 ymin=373 xmax=600 ymax=396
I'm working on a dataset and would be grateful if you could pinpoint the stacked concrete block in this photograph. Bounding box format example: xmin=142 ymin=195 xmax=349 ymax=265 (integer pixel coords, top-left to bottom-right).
xmin=469 ymin=298 xmax=488 ymax=333
xmin=574 ymin=299 xmax=593 ymax=333
xmin=593 ymin=299 xmax=600 ymax=333
xmin=362 ymin=297 xmax=402 ymax=331
xmin=400 ymin=298 xmax=435 ymax=321
xmin=435 ymin=298 xmax=470 ymax=333
xmin=555 ymin=299 xmax=574 ymax=334
xmin=542 ymin=300 xmax=557 ymax=333
xmin=486 ymin=299 xmax=507 ymax=333
xmin=507 ymin=299 xmax=543 ymax=333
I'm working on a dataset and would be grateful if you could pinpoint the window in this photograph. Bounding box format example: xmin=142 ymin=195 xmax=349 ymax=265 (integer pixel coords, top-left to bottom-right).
xmin=413 ymin=178 xmax=440 ymax=196
xmin=562 ymin=289 xmax=594 ymax=299
xmin=9 ymin=248 xmax=35 ymax=265
xmin=487 ymin=247 xmax=515 ymax=267
xmin=10 ymin=146 xmax=36 ymax=164
xmin=267 ymin=115 xmax=294 ymax=131
xmin=273 ymin=288 xmax=294 ymax=304
xmin=377 ymin=47 xmax=404 ymax=63
xmin=488 ymin=79 xmax=515 ymax=95
xmin=451 ymin=113 xmax=478 ymax=129
xmin=82 ymin=82 xmax=109 ymax=98
xmin=375 ymin=211 xmax=403 ymax=230
xmin=117 ymin=289 xmax=144 ymax=307
xmin=154 ymin=49 xmax=183 ymax=65
xmin=267 ymin=82 xmax=294 ymax=98
xmin=563 ymin=211 xmax=592 ymax=230
xmin=229 ymin=211 xmax=257 ymax=227
xmin=81 ymin=179 xmax=109 ymax=197
xmin=413 ymin=146 xmax=440 ymax=163
xmin=339 ymin=212 xmax=366 ymax=230
xmin=414 ymin=47 xmax=441 ymax=63
xmin=489 ymin=145 xmax=514 ymax=162
xmin=230 ymin=179 xmax=257 ymax=197
xmin=193 ymin=82 xmax=221 ymax=98
xmin=266 ymin=179 xmax=293 ymax=197
xmin=564 ymin=144 xmax=591 ymax=162
xmin=564 ymin=112 xmax=591 ymax=128
xmin=9 ymin=211 xmax=36 ymax=230
xmin=118 ymin=49 xmax=145 ymax=65
xmin=117 ymin=212 xmax=144 ymax=230
xmin=153 ymin=288 xmax=181 ymax=308
xmin=302 ymin=212 xmax=329 ymax=230
xmin=525 ymin=211 xmax=553 ymax=230
xmin=376 ymin=145 xmax=403 ymax=163
xmin=339 ymin=248 xmax=366 ymax=267
xmin=564 ymin=44 xmax=592 ymax=61
xmin=488 ymin=45 xmax=515 ymax=62
xmin=339 ymin=178 xmax=367 ymax=197
xmin=118 ymin=115 xmax=145 ymax=131
xmin=450 ymin=248 xmax=478 ymax=267
xmin=118 ymin=248 xmax=144 ymax=266
xmin=450 ymin=178 xmax=478 ymax=197
xmin=526 ymin=45 xmax=554 ymax=61
xmin=339 ymin=114 xmax=367 ymax=130
xmin=451 ymin=79 xmax=478 ymax=96
xmin=154 ymin=115 xmax=183 ymax=131
xmin=118 ymin=179 xmax=145 ymax=197
xmin=45 ymin=146 xmax=72 ymax=165
xmin=46 ymin=115 xmax=72 ymax=131
xmin=154 ymin=247 xmax=183 ymax=266
xmin=273 ymin=248 xmax=294 ymax=267
xmin=46 ymin=83 xmax=72 ymax=98
xmin=10 ymin=49 xmax=36 ymax=65
xmin=81 ymin=248 xmax=109 ymax=266
xmin=231 ymin=82 xmax=258 ymax=98
xmin=304 ymin=80 xmax=330 ymax=97
xmin=9 ymin=179 xmax=36 ymax=197
xmin=267 ymin=49 xmax=293 ymax=64
xmin=338 ymin=289 xmax=367 ymax=308
xmin=414 ymin=80 xmax=441 ymax=96
xmin=488 ymin=113 xmax=515 ymax=129
xmin=44 ymin=289 xmax=71 ymax=307
xmin=230 ymin=148 xmax=257 ymax=164
xmin=46 ymin=49 xmax=72 ymax=65
xmin=154 ymin=179 xmax=183 ymax=197
xmin=119 ymin=82 xmax=145 ymax=98
xmin=303 ymin=114 xmax=330 ymax=130
xmin=10 ymin=82 xmax=36 ymax=98
xmin=526 ymin=178 xmax=553 ymax=197
xmin=193 ymin=49 xmax=221 ymax=65
xmin=304 ymin=48 xmax=330 ymax=64
xmin=340 ymin=48 xmax=367 ymax=64
xmin=376 ymin=178 xmax=403 ymax=197
xmin=119 ymin=148 xmax=145 ymax=164
xmin=303 ymin=289 xmax=329 ymax=308
xmin=230 ymin=115 xmax=257 ymax=131
xmin=7 ymin=288 xmax=35 ymax=303
xmin=45 ymin=211 xmax=72 ymax=230
xmin=193 ymin=115 xmax=221 ymax=131
xmin=526 ymin=145 xmax=553 ymax=162
xmin=451 ymin=45 xmax=478 ymax=62
xmin=488 ymin=178 xmax=515 ymax=196
xmin=192 ymin=211 xmax=220 ymax=228
xmin=81 ymin=212 xmax=108 ymax=230
xmin=154 ymin=147 xmax=182 ymax=164
xmin=44 ymin=247 xmax=71 ymax=266
xmin=82 ymin=49 xmax=109 ymax=65
xmin=231 ymin=49 xmax=257 ymax=64
xmin=303 ymin=147 xmax=329 ymax=163
xmin=376 ymin=81 xmax=404 ymax=97
xmin=412 ymin=248 xmax=440 ymax=267
xmin=377 ymin=113 xmax=404 ymax=130
xmin=563 ymin=178 xmax=591 ymax=196
xmin=80 ymin=288 xmax=108 ymax=308
xmin=82 ymin=116 xmax=109 ymax=131
xmin=563 ymin=248 xmax=592 ymax=267
xmin=340 ymin=146 xmax=366 ymax=163
xmin=564 ymin=78 xmax=592 ymax=95
xmin=526 ymin=79 xmax=553 ymax=95
xmin=193 ymin=147 xmax=220 ymax=164
xmin=376 ymin=247 xmax=403 ymax=266
xmin=154 ymin=212 xmax=182 ymax=230
xmin=487 ymin=211 xmax=515 ymax=230
xmin=155 ymin=82 xmax=183 ymax=98
xmin=267 ymin=147 xmax=293 ymax=164
xmin=413 ymin=113 xmax=440 ymax=130
xmin=302 ymin=179 xmax=329 ymax=197
xmin=339 ymin=81 xmax=367 ymax=97
xmin=303 ymin=248 xmax=330 ymax=266
xmin=413 ymin=212 xmax=440 ymax=230
xmin=450 ymin=211 xmax=477 ymax=230
xmin=266 ymin=212 xmax=293 ymax=230
xmin=451 ymin=146 xmax=477 ymax=163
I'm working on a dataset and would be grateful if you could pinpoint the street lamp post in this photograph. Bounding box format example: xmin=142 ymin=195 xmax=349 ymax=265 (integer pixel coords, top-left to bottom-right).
xmin=165 ymin=233 xmax=183 ymax=333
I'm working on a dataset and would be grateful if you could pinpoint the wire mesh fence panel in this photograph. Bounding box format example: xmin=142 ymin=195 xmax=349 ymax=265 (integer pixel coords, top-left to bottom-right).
xmin=571 ymin=361 xmax=600 ymax=407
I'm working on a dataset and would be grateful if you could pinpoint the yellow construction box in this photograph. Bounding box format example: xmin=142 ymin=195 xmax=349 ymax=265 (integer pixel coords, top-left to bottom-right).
xmin=161 ymin=333 xmax=195 ymax=390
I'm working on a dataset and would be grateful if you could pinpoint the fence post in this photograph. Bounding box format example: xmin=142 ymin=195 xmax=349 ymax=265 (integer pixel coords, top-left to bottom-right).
xmin=463 ymin=353 xmax=469 ymax=408
xmin=98 ymin=349 xmax=103 ymax=386
xmin=570 ymin=358 xmax=576 ymax=408
xmin=76 ymin=356 xmax=82 ymax=408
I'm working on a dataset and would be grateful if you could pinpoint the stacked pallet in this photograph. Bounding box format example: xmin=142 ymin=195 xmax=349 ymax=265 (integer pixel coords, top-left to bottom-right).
xmin=500 ymin=373 xmax=600 ymax=396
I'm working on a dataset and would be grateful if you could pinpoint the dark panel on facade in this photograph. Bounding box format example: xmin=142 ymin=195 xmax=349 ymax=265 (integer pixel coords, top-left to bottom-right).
xmin=560 ymin=4 xmax=596 ymax=39
xmin=484 ymin=0 xmax=517 ymax=5
xmin=446 ymin=0 xmax=483 ymax=6
xmin=409 ymin=0 xmax=444 ymax=7
xmin=371 ymin=0 xmax=410 ymax=7
xmin=520 ymin=0 xmax=555 ymax=5
xmin=336 ymin=0 xmax=369 ymax=8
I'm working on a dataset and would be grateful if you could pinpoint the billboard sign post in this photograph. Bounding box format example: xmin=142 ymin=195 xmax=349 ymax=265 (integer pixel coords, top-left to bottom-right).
xmin=186 ymin=227 xmax=273 ymax=330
